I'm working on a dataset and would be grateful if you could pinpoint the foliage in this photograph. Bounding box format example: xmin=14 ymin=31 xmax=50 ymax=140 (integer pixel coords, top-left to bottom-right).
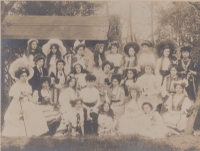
xmin=10 ymin=1 xmax=105 ymax=16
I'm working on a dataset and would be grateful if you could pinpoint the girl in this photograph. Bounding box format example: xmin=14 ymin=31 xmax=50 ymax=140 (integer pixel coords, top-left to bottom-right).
xmin=121 ymin=69 xmax=138 ymax=97
xmin=98 ymin=101 xmax=119 ymax=136
xmin=50 ymin=59 xmax=66 ymax=104
xmin=122 ymin=42 xmax=140 ymax=73
xmin=2 ymin=58 xmax=49 ymax=136
xmin=106 ymin=41 xmax=123 ymax=75
xmin=93 ymin=43 xmax=106 ymax=74
xmin=155 ymin=39 xmax=177 ymax=83
xmin=42 ymin=39 xmax=67 ymax=75
xmin=110 ymin=74 xmax=125 ymax=120
xmin=118 ymin=84 xmax=144 ymax=135
xmin=162 ymin=80 xmax=192 ymax=135
xmin=178 ymin=46 xmax=197 ymax=101
xmin=138 ymin=101 xmax=169 ymax=139
xmin=67 ymin=98 xmax=85 ymax=136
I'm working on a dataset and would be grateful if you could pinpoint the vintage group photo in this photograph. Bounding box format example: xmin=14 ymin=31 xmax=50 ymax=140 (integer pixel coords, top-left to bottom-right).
xmin=1 ymin=1 xmax=200 ymax=151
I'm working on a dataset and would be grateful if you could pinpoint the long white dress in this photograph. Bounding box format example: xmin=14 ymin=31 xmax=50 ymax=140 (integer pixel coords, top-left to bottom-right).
xmin=2 ymin=82 xmax=49 ymax=137
xmin=118 ymin=98 xmax=144 ymax=135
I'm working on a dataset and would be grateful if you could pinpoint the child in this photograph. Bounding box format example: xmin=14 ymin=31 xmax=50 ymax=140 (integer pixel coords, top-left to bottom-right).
xmin=50 ymin=59 xmax=66 ymax=104
xmin=178 ymin=46 xmax=197 ymax=101
xmin=98 ymin=101 xmax=119 ymax=136
xmin=106 ymin=41 xmax=123 ymax=75
xmin=138 ymin=40 xmax=156 ymax=75
xmin=121 ymin=69 xmax=138 ymax=97
xmin=79 ymin=74 xmax=101 ymax=135
xmin=122 ymin=42 xmax=140 ymax=73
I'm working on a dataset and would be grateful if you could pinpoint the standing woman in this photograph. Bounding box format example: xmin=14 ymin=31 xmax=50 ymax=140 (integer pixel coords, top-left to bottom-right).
xmin=2 ymin=58 xmax=49 ymax=136
xmin=178 ymin=46 xmax=198 ymax=101
xmin=155 ymin=38 xmax=177 ymax=83
xmin=93 ymin=43 xmax=106 ymax=74
xmin=42 ymin=39 xmax=67 ymax=75
xmin=110 ymin=74 xmax=125 ymax=120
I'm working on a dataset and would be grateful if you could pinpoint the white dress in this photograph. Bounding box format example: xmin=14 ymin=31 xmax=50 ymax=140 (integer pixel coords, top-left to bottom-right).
xmin=2 ymin=82 xmax=49 ymax=136
xmin=48 ymin=55 xmax=57 ymax=76
xmin=75 ymin=73 xmax=87 ymax=90
xmin=23 ymin=54 xmax=35 ymax=67
xmin=106 ymin=53 xmax=123 ymax=67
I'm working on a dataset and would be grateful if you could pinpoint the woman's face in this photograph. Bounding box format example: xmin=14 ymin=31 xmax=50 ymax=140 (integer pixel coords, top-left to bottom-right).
xmin=42 ymin=81 xmax=49 ymax=89
xmin=170 ymin=67 xmax=177 ymax=76
xmin=163 ymin=49 xmax=170 ymax=57
xmin=75 ymin=101 xmax=82 ymax=110
xmin=75 ymin=65 xmax=81 ymax=74
xmin=36 ymin=59 xmax=44 ymax=68
xmin=57 ymin=62 xmax=64 ymax=70
xmin=77 ymin=47 xmax=84 ymax=56
xmin=112 ymin=79 xmax=119 ymax=87
xmin=86 ymin=81 xmax=95 ymax=88
xmin=175 ymin=85 xmax=183 ymax=94
xmin=99 ymin=46 xmax=104 ymax=53
xmin=143 ymin=104 xmax=152 ymax=114
xmin=142 ymin=45 xmax=149 ymax=53
xmin=111 ymin=46 xmax=118 ymax=54
xmin=51 ymin=46 xmax=57 ymax=54
xmin=127 ymin=70 xmax=134 ymax=79
xmin=69 ymin=79 xmax=76 ymax=87
xmin=19 ymin=73 xmax=28 ymax=83
xmin=128 ymin=47 xmax=135 ymax=57
xmin=130 ymin=90 xmax=137 ymax=98
xmin=182 ymin=51 xmax=190 ymax=58
xmin=145 ymin=66 xmax=152 ymax=74
xmin=31 ymin=41 xmax=37 ymax=50
xmin=103 ymin=103 xmax=110 ymax=113
xmin=104 ymin=64 xmax=111 ymax=73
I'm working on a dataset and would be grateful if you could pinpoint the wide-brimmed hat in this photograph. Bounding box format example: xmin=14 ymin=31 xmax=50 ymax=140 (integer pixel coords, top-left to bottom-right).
xmin=180 ymin=46 xmax=192 ymax=53
xmin=102 ymin=60 xmax=114 ymax=70
xmin=42 ymin=39 xmax=67 ymax=56
xmin=34 ymin=54 xmax=45 ymax=63
xmin=124 ymin=42 xmax=139 ymax=56
xmin=72 ymin=61 xmax=85 ymax=68
xmin=128 ymin=84 xmax=141 ymax=94
xmin=173 ymin=79 xmax=188 ymax=89
xmin=9 ymin=58 xmax=34 ymax=81
xmin=74 ymin=40 xmax=86 ymax=52
xmin=108 ymin=41 xmax=120 ymax=49
xmin=27 ymin=38 xmax=38 ymax=46
xmin=138 ymin=96 xmax=157 ymax=112
xmin=143 ymin=62 xmax=155 ymax=70
xmin=141 ymin=40 xmax=153 ymax=47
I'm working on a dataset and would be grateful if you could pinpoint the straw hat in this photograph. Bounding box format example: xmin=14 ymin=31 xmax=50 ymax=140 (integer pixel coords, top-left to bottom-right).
xmin=138 ymin=96 xmax=157 ymax=112
xmin=42 ymin=39 xmax=67 ymax=56
xmin=27 ymin=38 xmax=38 ymax=46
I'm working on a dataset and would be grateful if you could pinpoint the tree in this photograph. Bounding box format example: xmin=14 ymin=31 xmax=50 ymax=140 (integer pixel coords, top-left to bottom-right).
xmin=1 ymin=1 xmax=16 ymax=22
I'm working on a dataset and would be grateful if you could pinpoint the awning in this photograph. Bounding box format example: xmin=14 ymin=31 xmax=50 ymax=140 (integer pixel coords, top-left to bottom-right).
xmin=2 ymin=16 xmax=109 ymax=40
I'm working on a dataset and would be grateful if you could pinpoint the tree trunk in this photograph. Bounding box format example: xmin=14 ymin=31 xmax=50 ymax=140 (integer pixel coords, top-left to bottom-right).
xmin=1 ymin=1 xmax=16 ymax=22
xmin=185 ymin=85 xmax=200 ymax=135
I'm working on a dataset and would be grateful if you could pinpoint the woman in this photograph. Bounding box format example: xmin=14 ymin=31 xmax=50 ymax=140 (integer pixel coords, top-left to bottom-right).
xmin=42 ymin=39 xmax=67 ymax=75
xmin=162 ymin=80 xmax=192 ymax=135
xmin=2 ymin=58 xmax=49 ymax=136
xmin=118 ymin=84 xmax=144 ymax=135
xmin=110 ymin=74 xmax=125 ymax=120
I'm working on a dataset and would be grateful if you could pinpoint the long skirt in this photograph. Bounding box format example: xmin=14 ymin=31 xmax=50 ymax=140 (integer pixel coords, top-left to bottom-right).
xmin=2 ymin=98 xmax=49 ymax=137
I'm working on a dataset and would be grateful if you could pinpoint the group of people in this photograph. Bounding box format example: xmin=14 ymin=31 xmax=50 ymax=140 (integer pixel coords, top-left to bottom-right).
xmin=2 ymin=38 xmax=199 ymax=139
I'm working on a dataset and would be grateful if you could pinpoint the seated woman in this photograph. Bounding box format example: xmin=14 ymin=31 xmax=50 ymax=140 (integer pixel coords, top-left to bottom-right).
xmin=98 ymin=101 xmax=119 ymax=136
xmin=138 ymin=99 xmax=169 ymax=139
xmin=162 ymin=80 xmax=192 ymax=135
xmin=2 ymin=58 xmax=49 ymax=137
xmin=118 ymin=84 xmax=144 ymax=135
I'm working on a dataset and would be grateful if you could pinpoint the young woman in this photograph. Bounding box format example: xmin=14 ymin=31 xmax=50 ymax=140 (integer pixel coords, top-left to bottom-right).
xmin=106 ymin=41 xmax=123 ymax=75
xmin=155 ymin=38 xmax=177 ymax=83
xmin=162 ymin=80 xmax=192 ymax=135
xmin=138 ymin=101 xmax=169 ymax=139
xmin=42 ymin=39 xmax=67 ymax=75
xmin=93 ymin=43 xmax=106 ymax=74
xmin=121 ymin=69 xmax=138 ymax=97
xmin=122 ymin=42 xmax=140 ymax=73
xmin=98 ymin=101 xmax=119 ymax=136
xmin=118 ymin=84 xmax=144 ymax=135
xmin=110 ymin=74 xmax=125 ymax=120
xmin=2 ymin=58 xmax=49 ymax=136
xmin=50 ymin=59 xmax=66 ymax=104
xmin=178 ymin=46 xmax=197 ymax=101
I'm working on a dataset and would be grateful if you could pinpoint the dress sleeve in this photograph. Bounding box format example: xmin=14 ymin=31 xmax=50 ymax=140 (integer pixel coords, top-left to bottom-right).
xmin=9 ymin=83 xmax=20 ymax=98
xmin=161 ymin=77 xmax=168 ymax=97
xmin=181 ymin=97 xmax=192 ymax=113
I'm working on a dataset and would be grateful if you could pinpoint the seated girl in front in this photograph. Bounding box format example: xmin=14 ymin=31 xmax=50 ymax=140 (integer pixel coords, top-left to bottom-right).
xmin=162 ymin=80 xmax=192 ymax=135
xmin=98 ymin=101 xmax=119 ymax=136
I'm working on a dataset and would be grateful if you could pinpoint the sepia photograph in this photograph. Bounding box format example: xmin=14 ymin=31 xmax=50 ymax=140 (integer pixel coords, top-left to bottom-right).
xmin=1 ymin=1 xmax=200 ymax=151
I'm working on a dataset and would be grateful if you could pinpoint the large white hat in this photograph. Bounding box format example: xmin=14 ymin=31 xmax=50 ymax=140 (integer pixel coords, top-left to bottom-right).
xmin=42 ymin=39 xmax=67 ymax=56
xmin=27 ymin=38 xmax=38 ymax=46
xmin=138 ymin=96 xmax=157 ymax=112
xmin=9 ymin=58 xmax=34 ymax=81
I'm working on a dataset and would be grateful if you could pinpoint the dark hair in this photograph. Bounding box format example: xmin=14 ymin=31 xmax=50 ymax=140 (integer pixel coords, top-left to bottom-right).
xmin=168 ymin=64 xmax=180 ymax=72
xmin=98 ymin=101 xmax=115 ymax=119
xmin=38 ymin=76 xmax=51 ymax=90
xmin=46 ymin=44 xmax=62 ymax=69
xmin=75 ymin=44 xmax=85 ymax=52
xmin=102 ymin=60 xmax=114 ymax=71
xmin=124 ymin=69 xmax=138 ymax=80
xmin=15 ymin=67 xmax=30 ymax=79
xmin=71 ymin=64 xmax=89 ymax=74
xmin=94 ymin=43 xmax=106 ymax=67
xmin=56 ymin=59 xmax=66 ymax=66
xmin=85 ymin=74 xmax=96 ymax=82
xmin=26 ymin=40 xmax=39 ymax=56
xmin=70 ymin=98 xmax=83 ymax=107
xmin=66 ymin=77 xmax=77 ymax=89
xmin=104 ymin=78 xmax=111 ymax=86
xmin=111 ymin=74 xmax=121 ymax=84
xmin=142 ymin=102 xmax=153 ymax=111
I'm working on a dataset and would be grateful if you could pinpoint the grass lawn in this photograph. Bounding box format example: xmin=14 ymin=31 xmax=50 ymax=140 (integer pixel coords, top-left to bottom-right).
xmin=1 ymin=134 xmax=200 ymax=151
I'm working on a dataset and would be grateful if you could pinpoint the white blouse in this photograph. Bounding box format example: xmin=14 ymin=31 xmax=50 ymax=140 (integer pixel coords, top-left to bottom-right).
xmin=138 ymin=53 xmax=156 ymax=68
xmin=106 ymin=54 xmax=123 ymax=67
xmin=67 ymin=108 xmax=84 ymax=127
